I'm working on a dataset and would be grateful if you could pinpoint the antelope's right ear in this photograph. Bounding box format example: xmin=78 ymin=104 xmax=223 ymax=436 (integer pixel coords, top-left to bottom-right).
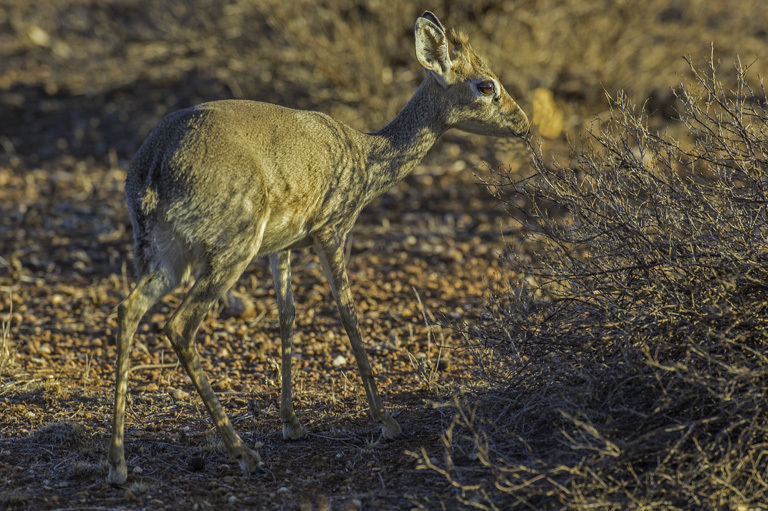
xmin=414 ymin=12 xmax=453 ymax=87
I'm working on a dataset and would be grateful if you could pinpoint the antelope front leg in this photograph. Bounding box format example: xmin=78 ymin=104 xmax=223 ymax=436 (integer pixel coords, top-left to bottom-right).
xmin=269 ymin=251 xmax=307 ymax=440
xmin=313 ymin=234 xmax=402 ymax=439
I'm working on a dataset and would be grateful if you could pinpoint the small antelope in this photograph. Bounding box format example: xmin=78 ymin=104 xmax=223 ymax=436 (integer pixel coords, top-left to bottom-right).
xmin=107 ymin=11 xmax=529 ymax=484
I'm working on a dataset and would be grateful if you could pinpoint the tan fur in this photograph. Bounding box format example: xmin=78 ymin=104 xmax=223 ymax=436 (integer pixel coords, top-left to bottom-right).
xmin=107 ymin=11 xmax=529 ymax=485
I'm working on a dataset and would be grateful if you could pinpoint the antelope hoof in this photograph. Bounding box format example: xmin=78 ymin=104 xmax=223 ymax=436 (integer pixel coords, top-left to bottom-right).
xmin=106 ymin=457 xmax=128 ymax=486
xmin=282 ymin=419 xmax=308 ymax=441
xmin=380 ymin=414 xmax=402 ymax=440
xmin=236 ymin=447 xmax=263 ymax=477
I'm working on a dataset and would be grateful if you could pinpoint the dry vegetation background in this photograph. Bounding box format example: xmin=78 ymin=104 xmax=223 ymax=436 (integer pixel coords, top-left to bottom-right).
xmin=2 ymin=0 xmax=768 ymax=509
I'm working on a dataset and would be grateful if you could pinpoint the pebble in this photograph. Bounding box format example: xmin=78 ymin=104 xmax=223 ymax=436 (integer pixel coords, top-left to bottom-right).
xmin=188 ymin=456 xmax=206 ymax=472
xmin=169 ymin=388 xmax=190 ymax=400
xmin=339 ymin=499 xmax=362 ymax=511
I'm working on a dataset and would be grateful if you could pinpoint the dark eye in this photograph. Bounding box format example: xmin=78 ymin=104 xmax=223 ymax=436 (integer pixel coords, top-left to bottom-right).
xmin=477 ymin=80 xmax=495 ymax=96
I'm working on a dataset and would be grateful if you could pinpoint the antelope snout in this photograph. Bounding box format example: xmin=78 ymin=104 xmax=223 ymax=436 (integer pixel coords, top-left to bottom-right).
xmin=508 ymin=106 xmax=531 ymax=139
xmin=500 ymin=92 xmax=531 ymax=139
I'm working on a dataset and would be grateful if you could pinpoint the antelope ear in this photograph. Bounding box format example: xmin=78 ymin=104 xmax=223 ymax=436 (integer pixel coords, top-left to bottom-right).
xmin=420 ymin=11 xmax=446 ymax=32
xmin=414 ymin=12 xmax=453 ymax=87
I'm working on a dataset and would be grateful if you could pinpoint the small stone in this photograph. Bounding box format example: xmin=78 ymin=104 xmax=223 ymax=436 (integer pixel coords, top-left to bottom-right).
xmin=188 ymin=456 xmax=206 ymax=472
xmin=332 ymin=355 xmax=346 ymax=367
xmin=169 ymin=388 xmax=190 ymax=400
xmin=339 ymin=499 xmax=362 ymax=511
xmin=140 ymin=383 xmax=159 ymax=393
xmin=317 ymin=496 xmax=331 ymax=511
xmin=221 ymin=290 xmax=256 ymax=319
xmin=27 ymin=25 xmax=51 ymax=47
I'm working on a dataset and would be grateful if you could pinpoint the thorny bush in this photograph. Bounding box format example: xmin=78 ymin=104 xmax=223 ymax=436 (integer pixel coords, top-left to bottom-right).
xmin=416 ymin=57 xmax=768 ymax=509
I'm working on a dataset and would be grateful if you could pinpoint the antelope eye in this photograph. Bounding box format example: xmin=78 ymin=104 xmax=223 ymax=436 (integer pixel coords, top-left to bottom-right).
xmin=477 ymin=80 xmax=495 ymax=95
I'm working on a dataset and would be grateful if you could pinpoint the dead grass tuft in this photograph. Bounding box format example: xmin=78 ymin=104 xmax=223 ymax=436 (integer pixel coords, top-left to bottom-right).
xmin=0 ymin=293 xmax=14 ymax=374
xmin=421 ymin=55 xmax=768 ymax=509
xmin=0 ymin=492 xmax=32 ymax=507
xmin=31 ymin=421 xmax=87 ymax=447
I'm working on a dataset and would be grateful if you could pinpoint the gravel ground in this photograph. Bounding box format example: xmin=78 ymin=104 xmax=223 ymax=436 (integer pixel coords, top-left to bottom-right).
xmin=7 ymin=0 xmax=763 ymax=508
xmin=0 ymin=3 xmax=534 ymax=507
xmin=0 ymin=149 xmax=531 ymax=509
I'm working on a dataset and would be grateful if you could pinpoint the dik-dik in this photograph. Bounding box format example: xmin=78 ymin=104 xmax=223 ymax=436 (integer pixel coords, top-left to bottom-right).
xmin=107 ymin=11 xmax=529 ymax=484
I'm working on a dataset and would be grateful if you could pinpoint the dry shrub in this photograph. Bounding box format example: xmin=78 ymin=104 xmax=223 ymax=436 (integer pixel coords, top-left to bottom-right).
xmin=418 ymin=57 xmax=768 ymax=509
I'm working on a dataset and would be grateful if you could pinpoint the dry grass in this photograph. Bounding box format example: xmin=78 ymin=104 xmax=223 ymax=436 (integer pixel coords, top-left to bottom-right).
xmin=419 ymin=57 xmax=768 ymax=509
xmin=0 ymin=293 xmax=14 ymax=374
xmin=4 ymin=0 xmax=768 ymax=166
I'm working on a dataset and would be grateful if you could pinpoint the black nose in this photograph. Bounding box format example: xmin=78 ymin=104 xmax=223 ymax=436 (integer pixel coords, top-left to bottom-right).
xmin=511 ymin=121 xmax=531 ymax=140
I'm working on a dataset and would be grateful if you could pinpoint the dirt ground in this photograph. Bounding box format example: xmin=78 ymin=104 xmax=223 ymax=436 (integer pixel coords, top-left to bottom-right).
xmin=0 ymin=159 xmax=522 ymax=510
xmin=2 ymin=1 xmax=768 ymax=510
xmin=0 ymin=2 xmax=531 ymax=509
